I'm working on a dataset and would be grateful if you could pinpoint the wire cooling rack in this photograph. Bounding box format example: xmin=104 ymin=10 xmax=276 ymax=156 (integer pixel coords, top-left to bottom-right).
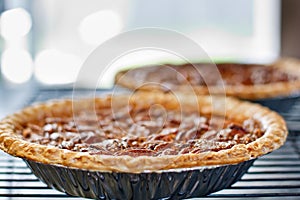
xmin=0 ymin=89 xmax=299 ymax=200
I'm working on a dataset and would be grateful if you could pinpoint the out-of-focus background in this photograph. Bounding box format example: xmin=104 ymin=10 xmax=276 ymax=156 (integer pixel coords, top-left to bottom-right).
xmin=0 ymin=0 xmax=285 ymax=87
xmin=0 ymin=0 xmax=298 ymax=114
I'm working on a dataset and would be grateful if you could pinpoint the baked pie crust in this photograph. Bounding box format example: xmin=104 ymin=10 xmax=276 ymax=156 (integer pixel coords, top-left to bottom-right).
xmin=115 ymin=58 xmax=300 ymax=99
xmin=0 ymin=93 xmax=287 ymax=173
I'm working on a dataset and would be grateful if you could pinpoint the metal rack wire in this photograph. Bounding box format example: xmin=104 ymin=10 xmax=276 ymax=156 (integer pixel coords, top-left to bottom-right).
xmin=0 ymin=89 xmax=299 ymax=200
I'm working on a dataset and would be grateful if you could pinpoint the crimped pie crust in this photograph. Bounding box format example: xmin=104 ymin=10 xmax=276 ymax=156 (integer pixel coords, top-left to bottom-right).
xmin=0 ymin=93 xmax=287 ymax=173
xmin=115 ymin=58 xmax=300 ymax=99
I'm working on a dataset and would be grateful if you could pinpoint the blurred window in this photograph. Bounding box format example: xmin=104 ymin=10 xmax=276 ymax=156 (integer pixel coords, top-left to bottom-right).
xmin=0 ymin=0 xmax=280 ymax=86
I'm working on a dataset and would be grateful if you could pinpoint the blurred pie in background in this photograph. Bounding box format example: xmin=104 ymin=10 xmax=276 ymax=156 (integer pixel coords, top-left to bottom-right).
xmin=115 ymin=58 xmax=300 ymax=100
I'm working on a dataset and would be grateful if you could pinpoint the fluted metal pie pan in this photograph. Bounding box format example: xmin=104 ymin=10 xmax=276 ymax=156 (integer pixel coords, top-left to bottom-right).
xmin=252 ymin=93 xmax=300 ymax=113
xmin=24 ymin=158 xmax=255 ymax=200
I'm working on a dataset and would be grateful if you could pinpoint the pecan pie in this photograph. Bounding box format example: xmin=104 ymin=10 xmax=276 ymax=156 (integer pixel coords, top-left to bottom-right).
xmin=0 ymin=93 xmax=287 ymax=173
xmin=115 ymin=58 xmax=300 ymax=99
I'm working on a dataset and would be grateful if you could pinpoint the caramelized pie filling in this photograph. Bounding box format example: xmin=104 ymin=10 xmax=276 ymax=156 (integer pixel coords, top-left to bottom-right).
xmin=20 ymin=106 xmax=264 ymax=157
xmin=123 ymin=63 xmax=298 ymax=87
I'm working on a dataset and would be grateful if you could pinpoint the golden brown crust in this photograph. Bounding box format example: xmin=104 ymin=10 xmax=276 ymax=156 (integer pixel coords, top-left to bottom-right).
xmin=115 ymin=57 xmax=300 ymax=99
xmin=0 ymin=93 xmax=288 ymax=173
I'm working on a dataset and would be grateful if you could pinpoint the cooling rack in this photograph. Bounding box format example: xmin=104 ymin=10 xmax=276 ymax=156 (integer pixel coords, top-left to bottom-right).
xmin=0 ymin=89 xmax=299 ymax=200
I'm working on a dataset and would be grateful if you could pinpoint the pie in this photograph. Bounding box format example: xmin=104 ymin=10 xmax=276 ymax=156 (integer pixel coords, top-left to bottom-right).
xmin=0 ymin=92 xmax=287 ymax=173
xmin=115 ymin=58 xmax=300 ymax=99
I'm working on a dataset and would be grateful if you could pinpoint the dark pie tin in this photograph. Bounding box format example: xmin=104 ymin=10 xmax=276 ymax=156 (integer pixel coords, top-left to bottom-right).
xmin=252 ymin=94 xmax=300 ymax=113
xmin=24 ymin=158 xmax=255 ymax=200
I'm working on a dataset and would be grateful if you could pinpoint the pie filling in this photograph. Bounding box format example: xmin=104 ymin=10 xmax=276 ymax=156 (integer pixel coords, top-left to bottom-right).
xmin=19 ymin=105 xmax=265 ymax=157
xmin=122 ymin=63 xmax=298 ymax=87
